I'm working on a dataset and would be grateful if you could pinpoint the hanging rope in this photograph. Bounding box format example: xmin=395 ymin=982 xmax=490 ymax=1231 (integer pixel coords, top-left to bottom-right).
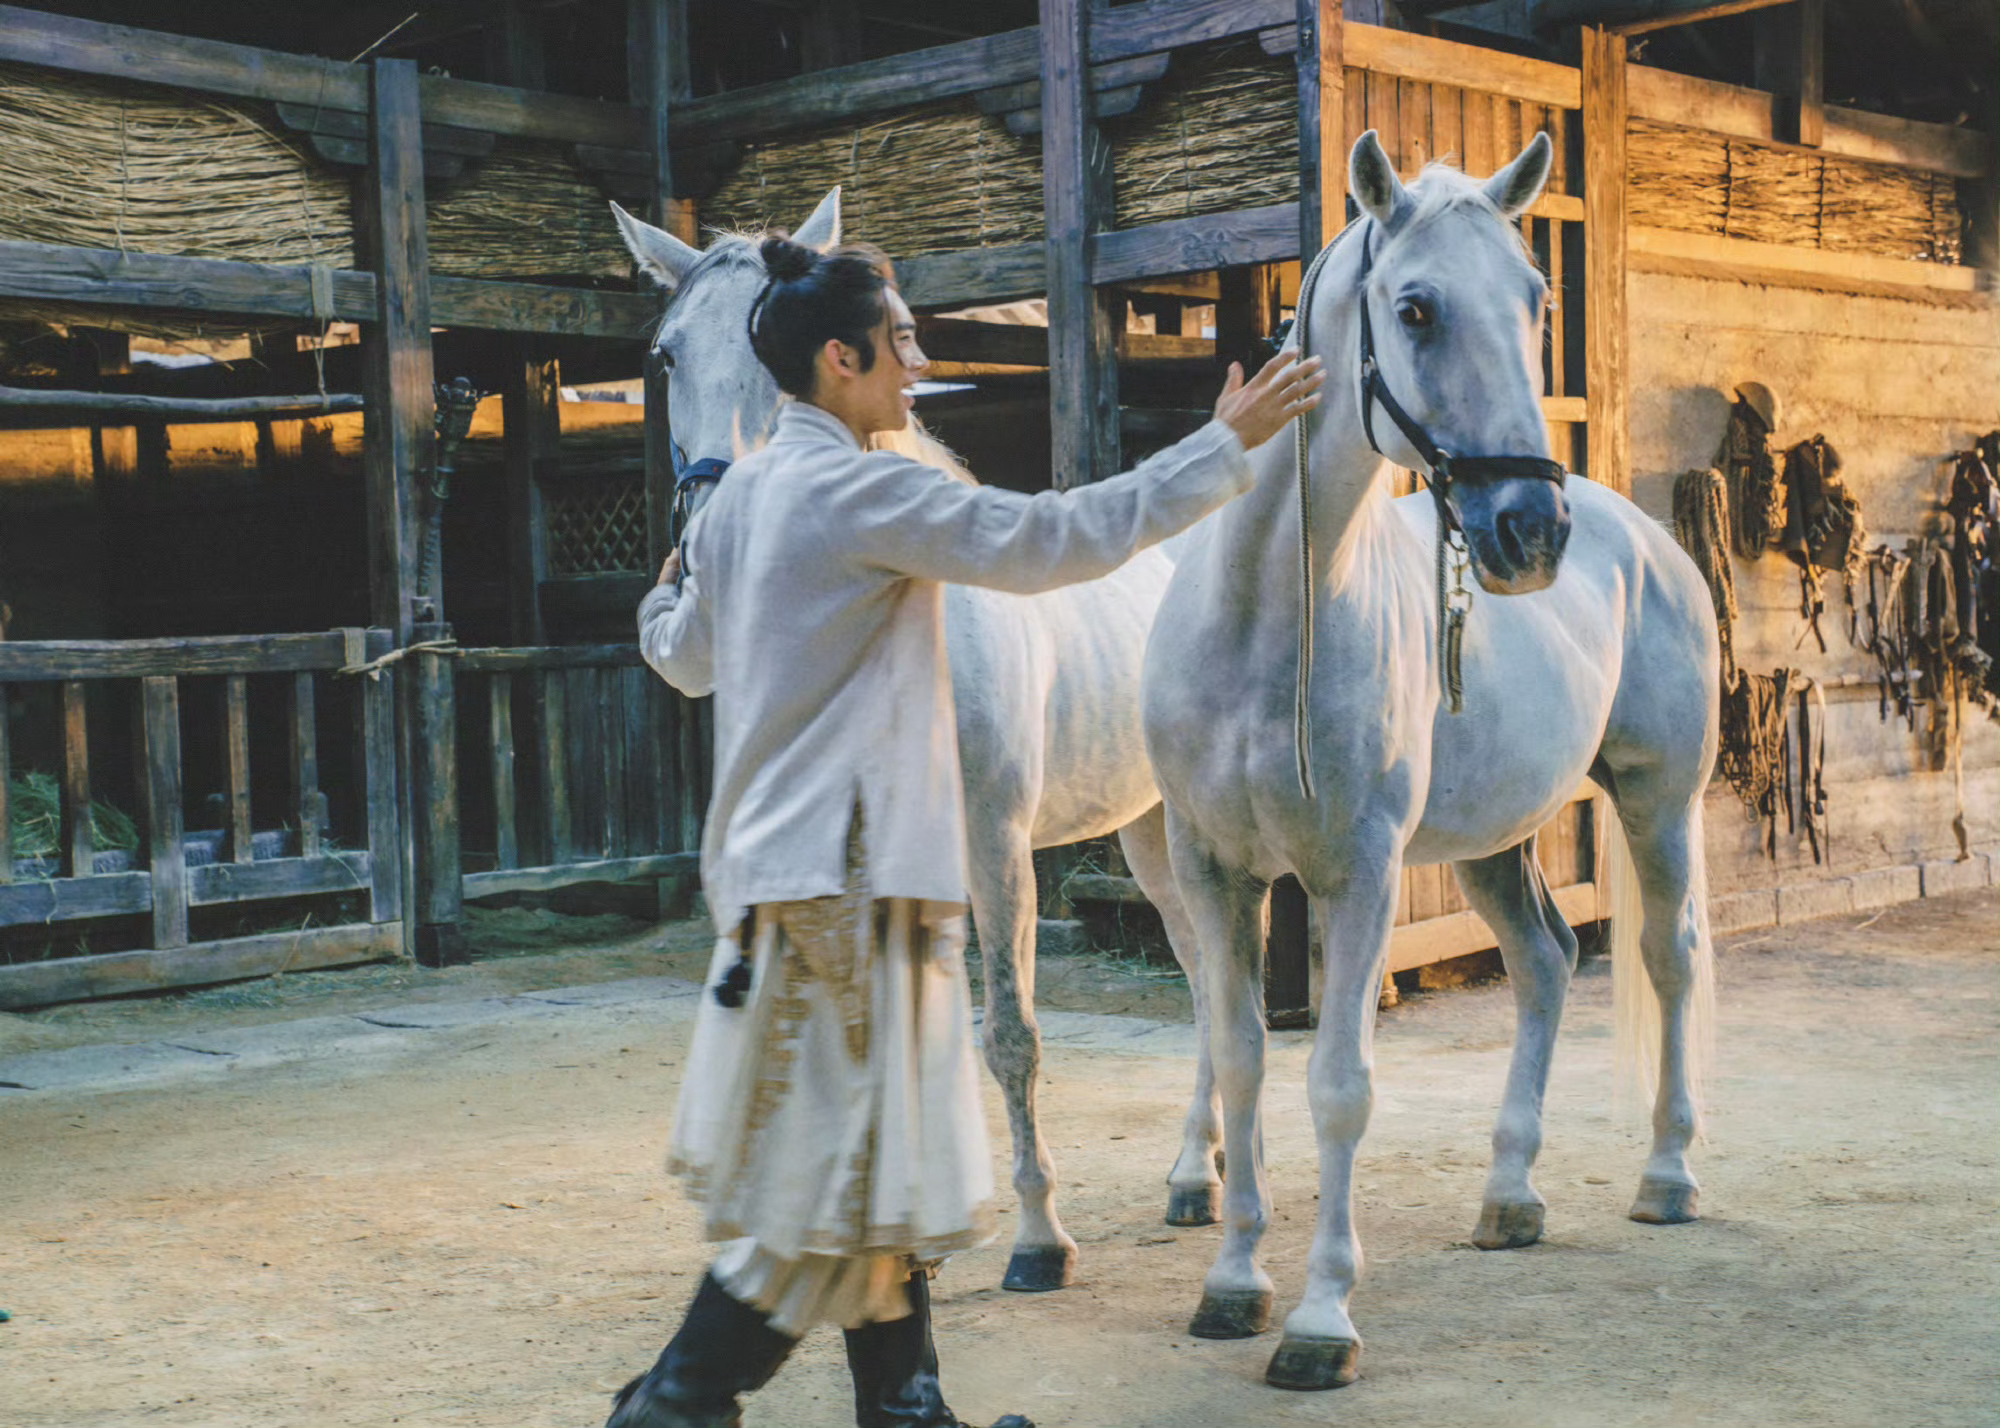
xmin=1674 ymin=466 xmax=1740 ymax=686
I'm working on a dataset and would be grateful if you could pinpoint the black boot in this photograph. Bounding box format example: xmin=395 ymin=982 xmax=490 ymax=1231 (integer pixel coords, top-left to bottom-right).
xmin=842 ymin=1268 xmax=1035 ymax=1428
xmin=606 ymin=1272 xmax=798 ymax=1428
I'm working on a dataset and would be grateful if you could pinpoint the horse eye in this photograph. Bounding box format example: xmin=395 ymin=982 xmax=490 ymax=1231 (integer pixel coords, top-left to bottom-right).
xmin=1397 ymin=298 xmax=1433 ymax=330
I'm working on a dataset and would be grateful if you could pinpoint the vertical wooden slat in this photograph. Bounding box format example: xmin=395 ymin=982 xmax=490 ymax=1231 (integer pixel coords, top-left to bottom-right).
xmin=141 ymin=676 xmax=188 ymax=950
xmin=61 ymin=681 xmax=90 ymax=878
xmin=1582 ymin=27 xmax=1630 ymax=496
xmin=224 ymin=674 xmax=253 ymax=863
xmin=1368 ymin=69 xmax=1399 ymax=165
xmin=1463 ymin=86 xmax=1494 ymax=177
xmin=291 ymin=672 xmax=322 ymax=857
xmin=600 ymin=668 xmax=629 ymax=859
xmin=1395 ymin=863 xmax=1413 ymax=926
xmin=1441 ymin=861 xmax=1469 ymax=914
xmin=1498 ymin=96 xmax=1523 ymax=163
xmin=1296 ymin=0 xmax=1344 ymax=259
xmin=1548 ymin=106 xmax=1572 ymax=194
xmin=360 ymin=628 xmax=404 ymax=925
xmin=676 ymin=694 xmax=704 ymax=856
xmin=0 ymin=684 xmax=12 ymax=883
xmin=1432 ymin=83 xmax=1463 ymax=170
xmin=411 ymin=627 xmax=463 ymax=958
xmin=566 ymin=667 xmax=602 ymax=856
xmin=1409 ymin=863 xmax=1444 ymax=923
xmin=1042 ymin=0 xmax=1120 ymax=490
xmin=490 ymin=672 xmax=518 ymax=871
xmin=623 ymin=667 xmax=658 ymax=855
xmin=1547 ymin=218 xmax=1567 ymax=398
xmin=542 ymin=668 xmax=574 ymax=863
xmin=1398 ymin=77 xmax=1430 ymax=174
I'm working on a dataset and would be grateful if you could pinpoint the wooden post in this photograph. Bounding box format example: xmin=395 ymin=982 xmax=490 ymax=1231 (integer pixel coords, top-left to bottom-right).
xmin=1041 ymin=0 xmax=1120 ymax=490
xmin=141 ymin=676 xmax=188 ymax=950
xmin=361 ymin=57 xmax=435 ymax=641
xmin=1581 ymin=28 xmax=1629 ymax=497
xmin=358 ymin=628 xmax=405 ymax=930
xmin=291 ymin=672 xmax=324 ymax=858
xmin=60 ymin=681 xmax=90 ymax=878
xmin=502 ymin=349 xmax=556 ymax=646
xmin=1755 ymin=0 xmax=1824 ymax=148
xmin=223 ymin=675 xmax=253 ymax=863
xmin=1298 ymin=0 xmax=1346 ymax=262
xmin=410 ymin=621 xmax=465 ymax=966
xmin=490 ymin=674 xmax=519 ymax=871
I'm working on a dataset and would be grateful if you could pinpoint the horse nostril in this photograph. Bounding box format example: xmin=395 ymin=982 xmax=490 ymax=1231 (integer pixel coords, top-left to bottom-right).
xmin=1495 ymin=509 xmax=1531 ymax=569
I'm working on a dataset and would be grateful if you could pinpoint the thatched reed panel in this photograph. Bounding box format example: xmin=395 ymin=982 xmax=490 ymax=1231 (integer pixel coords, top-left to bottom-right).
xmin=1106 ymin=44 xmax=1296 ymax=228
xmin=1628 ymin=118 xmax=1963 ymax=264
xmin=0 ymin=62 xmax=356 ymax=269
xmin=703 ymin=100 xmax=1046 ymax=255
xmin=426 ymin=142 xmax=630 ymax=280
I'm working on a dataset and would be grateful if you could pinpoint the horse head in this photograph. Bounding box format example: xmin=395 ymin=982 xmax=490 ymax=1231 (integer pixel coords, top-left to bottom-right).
xmin=1340 ymin=130 xmax=1569 ymax=594
xmin=610 ymin=189 xmax=845 ymax=529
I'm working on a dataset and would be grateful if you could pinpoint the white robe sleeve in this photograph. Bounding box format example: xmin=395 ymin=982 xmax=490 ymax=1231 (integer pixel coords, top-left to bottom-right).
xmin=831 ymin=419 xmax=1253 ymax=594
xmin=638 ymin=573 xmax=715 ymax=698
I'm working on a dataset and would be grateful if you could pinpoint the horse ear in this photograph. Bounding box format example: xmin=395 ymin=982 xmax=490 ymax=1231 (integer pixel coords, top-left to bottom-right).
xmin=793 ymin=187 xmax=844 ymax=251
xmin=1348 ymin=130 xmax=1411 ymax=230
xmin=1480 ymin=131 xmax=1553 ymax=219
xmin=611 ymin=202 xmax=701 ymax=293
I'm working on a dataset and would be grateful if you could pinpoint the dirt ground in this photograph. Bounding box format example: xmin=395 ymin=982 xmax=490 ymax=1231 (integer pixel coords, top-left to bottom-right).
xmin=1 ymin=892 xmax=1994 ymax=1428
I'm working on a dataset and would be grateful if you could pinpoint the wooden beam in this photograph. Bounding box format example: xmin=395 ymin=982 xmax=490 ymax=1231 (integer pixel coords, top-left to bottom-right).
xmin=670 ymin=0 xmax=1292 ymax=145
xmin=1628 ymin=226 xmax=1988 ymax=299
xmin=635 ymin=0 xmax=679 ymax=579
xmin=1581 ymin=28 xmax=1629 ymax=497
xmin=1626 ymin=64 xmax=1991 ymax=178
xmin=0 ymin=921 xmax=402 ymax=1012
xmin=1259 ymin=21 xmax=1582 ymax=109
xmin=1754 ymin=0 xmax=1824 ymax=148
xmin=0 ymin=386 xmax=362 ymax=428
xmin=363 ymin=58 xmax=436 ymax=640
xmin=0 ymin=4 xmax=647 ymax=148
xmin=463 ymin=851 xmax=698 ymax=899
xmin=0 ymin=633 xmax=347 ymax=681
xmin=1093 ymin=203 xmax=1303 ymax=284
xmin=0 ymin=239 xmax=658 ymax=339
xmin=1600 ymin=0 xmax=1795 ymax=35
xmin=1041 ymin=0 xmax=1121 ymax=489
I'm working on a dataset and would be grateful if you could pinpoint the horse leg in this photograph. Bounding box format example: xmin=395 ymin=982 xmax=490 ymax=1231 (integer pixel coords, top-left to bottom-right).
xmin=1610 ymin=783 xmax=1711 ymax=1226
xmin=966 ymin=816 xmax=1078 ymax=1291
xmin=1118 ymin=802 xmax=1222 ymax=1227
xmin=1450 ymin=842 xmax=1578 ymax=1250
xmin=1169 ymin=825 xmax=1275 ymax=1340
xmin=1265 ymin=858 xmax=1400 ymax=1391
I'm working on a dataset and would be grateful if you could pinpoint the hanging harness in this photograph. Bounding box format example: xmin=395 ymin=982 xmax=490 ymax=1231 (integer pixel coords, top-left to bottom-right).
xmin=1289 ymin=222 xmax=1568 ymax=798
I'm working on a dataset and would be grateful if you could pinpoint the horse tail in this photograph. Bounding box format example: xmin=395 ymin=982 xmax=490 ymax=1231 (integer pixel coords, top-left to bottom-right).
xmin=1607 ymin=797 xmax=1715 ymax=1134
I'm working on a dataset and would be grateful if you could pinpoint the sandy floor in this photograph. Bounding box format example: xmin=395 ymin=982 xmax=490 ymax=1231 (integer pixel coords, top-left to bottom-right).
xmin=0 ymin=892 xmax=1993 ymax=1428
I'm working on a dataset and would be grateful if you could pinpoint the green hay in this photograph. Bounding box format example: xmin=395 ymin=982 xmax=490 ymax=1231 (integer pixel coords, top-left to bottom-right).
xmin=8 ymin=772 xmax=140 ymax=861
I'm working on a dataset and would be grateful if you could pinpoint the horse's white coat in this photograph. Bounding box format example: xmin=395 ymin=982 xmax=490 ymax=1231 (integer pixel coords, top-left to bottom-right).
xmin=1142 ymin=134 xmax=1719 ymax=1381
xmin=611 ymin=193 xmax=1218 ymax=1287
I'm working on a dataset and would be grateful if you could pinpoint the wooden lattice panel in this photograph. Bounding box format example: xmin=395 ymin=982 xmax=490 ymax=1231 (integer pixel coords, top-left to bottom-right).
xmin=543 ymin=477 xmax=648 ymax=576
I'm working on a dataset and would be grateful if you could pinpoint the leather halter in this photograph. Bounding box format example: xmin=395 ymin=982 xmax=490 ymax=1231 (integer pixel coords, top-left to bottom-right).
xmin=670 ymin=454 xmax=732 ymax=581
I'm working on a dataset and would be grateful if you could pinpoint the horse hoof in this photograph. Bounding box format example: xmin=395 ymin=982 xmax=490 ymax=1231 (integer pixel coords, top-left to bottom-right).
xmin=1002 ymin=1244 xmax=1076 ymax=1292
xmin=1472 ymin=1200 xmax=1546 ymax=1250
xmin=1265 ymin=1335 xmax=1361 ymax=1391
xmin=1188 ymin=1288 xmax=1272 ymax=1339
xmin=1165 ymin=1184 xmax=1221 ymax=1227
xmin=1629 ymin=1177 xmax=1700 ymax=1225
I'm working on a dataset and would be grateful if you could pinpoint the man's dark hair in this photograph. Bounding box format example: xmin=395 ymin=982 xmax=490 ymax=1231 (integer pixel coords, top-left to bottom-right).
xmin=747 ymin=234 xmax=892 ymax=399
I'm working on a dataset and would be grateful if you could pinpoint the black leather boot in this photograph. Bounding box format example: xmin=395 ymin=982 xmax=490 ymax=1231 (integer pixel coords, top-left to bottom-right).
xmin=606 ymin=1272 xmax=798 ymax=1428
xmin=842 ymin=1268 xmax=1035 ymax=1428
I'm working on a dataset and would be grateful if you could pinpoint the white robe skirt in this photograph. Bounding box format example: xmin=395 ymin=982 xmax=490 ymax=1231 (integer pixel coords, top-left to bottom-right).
xmin=667 ymin=829 xmax=996 ymax=1331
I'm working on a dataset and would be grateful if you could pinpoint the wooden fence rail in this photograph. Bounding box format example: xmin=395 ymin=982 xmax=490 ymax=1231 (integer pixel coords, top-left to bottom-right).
xmin=0 ymin=629 xmax=404 ymax=1011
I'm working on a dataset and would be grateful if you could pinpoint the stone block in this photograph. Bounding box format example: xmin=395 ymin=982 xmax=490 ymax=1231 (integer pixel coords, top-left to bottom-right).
xmin=0 ymin=1040 xmax=223 ymax=1093
xmin=350 ymin=996 xmax=558 ymax=1030
xmin=1710 ymin=888 xmax=1778 ymax=935
xmin=1036 ymin=918 xmax=1090 ymax=959
xmin=518 ymin=977 xmax=701 ymax=1007
xmin=1848 ymin=864 xmax=1922 ymax=911
xmin=1921 ymin=857 xmax=1991 ymax=898
xmin=1777 ymin=877 xmax=1856 ymax=925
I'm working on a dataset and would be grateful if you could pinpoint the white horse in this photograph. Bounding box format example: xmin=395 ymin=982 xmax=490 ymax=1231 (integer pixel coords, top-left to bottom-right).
xmin=1142 ymin=132 xmax=1719 ymax=1390
xmin=612 ymin=192 xmax=1227 ymax=1293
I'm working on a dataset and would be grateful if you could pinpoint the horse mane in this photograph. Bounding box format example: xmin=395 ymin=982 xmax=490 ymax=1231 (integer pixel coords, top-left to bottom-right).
xmin=1383 ymin=162 xmax=1542 ymax=273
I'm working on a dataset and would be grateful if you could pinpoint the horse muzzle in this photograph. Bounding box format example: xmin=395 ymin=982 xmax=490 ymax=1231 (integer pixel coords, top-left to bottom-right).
xmin=1452 ymin=474 xmax=1572 ymax=595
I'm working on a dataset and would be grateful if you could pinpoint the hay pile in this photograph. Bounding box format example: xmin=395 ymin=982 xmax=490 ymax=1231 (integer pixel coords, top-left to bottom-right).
xmin=427 ymin=142 xmax=631 ymax=281
xmin=1109 ymin=44 xmax=1297 ymax=228
xmin=0 ymin=61 xmax=355 ymax=269
xmin=704 ymin=42 xmax=1300 ymax=257
xmin=704 ymin=99 xmax=1046 ymax=254
xmin=1628 ymin=118 xmax=1963 ymax=263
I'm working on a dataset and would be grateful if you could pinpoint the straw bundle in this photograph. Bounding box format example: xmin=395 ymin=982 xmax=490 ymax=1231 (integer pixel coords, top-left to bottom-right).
xmin=427 ymin=141 xmax=632 ymax=280
xmin=1627 ymin=118 xmax=1964 ymax=264
xmin=705 ymin=100 xmax=1046 ymax=255
xmin=0 ymin=61 xmax=355 ymax=268
xmin=1108 ymin=44 xmax=1297 ymax=228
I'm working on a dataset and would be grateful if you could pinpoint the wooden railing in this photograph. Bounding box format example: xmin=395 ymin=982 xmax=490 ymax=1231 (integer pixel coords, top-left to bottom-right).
xmin=0 ymin=630 xmax=403 ymax=1010
xmin=453 ymin=644 xmax=701 ymax=902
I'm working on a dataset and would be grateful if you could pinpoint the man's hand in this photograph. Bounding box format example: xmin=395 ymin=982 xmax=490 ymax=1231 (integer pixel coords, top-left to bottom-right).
xmin=657 ymin=548 xmax=682 ymax=587
xmin=1213 ymin=351 xmax=1326 ymax=451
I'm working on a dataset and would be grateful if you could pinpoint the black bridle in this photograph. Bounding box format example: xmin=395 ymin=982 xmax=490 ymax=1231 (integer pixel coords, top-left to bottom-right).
xmin=670 ymin=453 xmax=732 ymax=582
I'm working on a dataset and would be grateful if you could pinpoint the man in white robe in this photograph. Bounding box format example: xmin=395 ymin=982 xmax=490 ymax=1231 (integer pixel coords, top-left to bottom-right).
xmin=614 ymin=233 xmax=1320 ymax=1428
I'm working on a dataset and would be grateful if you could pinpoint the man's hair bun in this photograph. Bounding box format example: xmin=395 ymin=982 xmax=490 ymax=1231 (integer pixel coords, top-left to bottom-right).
xmin=759 ymin=233 xmax=818 ymax=283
